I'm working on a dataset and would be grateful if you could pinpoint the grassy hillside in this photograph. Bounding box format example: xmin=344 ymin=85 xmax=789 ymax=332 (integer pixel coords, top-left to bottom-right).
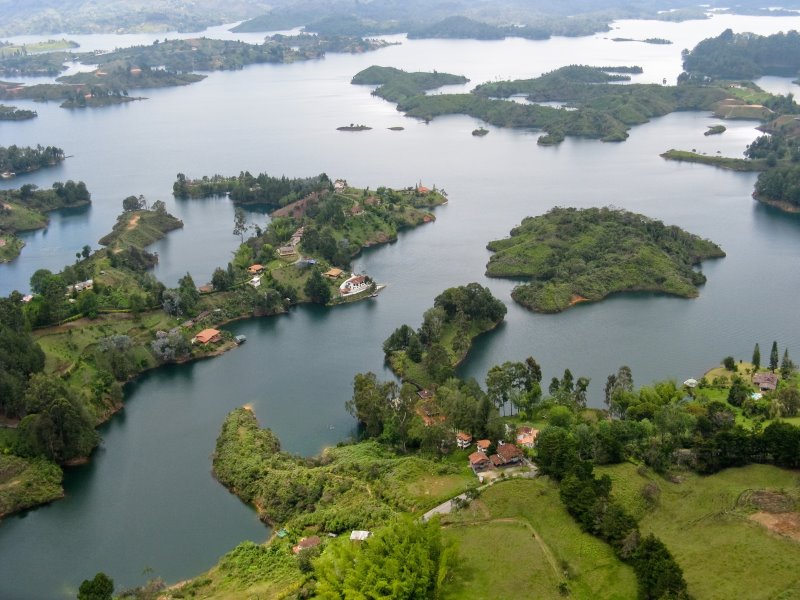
xmin=440 ymin=478 xmax=638 ymax=599
xmin=599 ymin=463 xmax=800 ymax=600
xmin=486 ymin=207 xmax=725 ymax=313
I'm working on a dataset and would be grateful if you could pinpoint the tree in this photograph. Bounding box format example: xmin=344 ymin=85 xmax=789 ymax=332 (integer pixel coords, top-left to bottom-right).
xmin=345 ymin=373 xmax=397 ymax=439
xmin=727 ymin=376 xmax=751 ymax=407
xmin=770 ymin=341 xmax=779 ymax=372
xmin=781 ymin=348 xmax=795 ymax=380
xmin=423 ymin=343 xmax=454 ymax=384
xmin=78 ymin=572 xmax=114 ymax=600
xmin=81 ymin=244 xmax=91 ymax=259
xmin=752 ymin=343 xmax=761 ymax=370
xmin=177 ymin=273 xmax=199 ymax=314
xmin=233 ymin=208 xmax=249 ymax=243
xmin=304 ymin=269 xmax=332 ymax=304
xmin=722 ymin=356 xmax=736 ymax=371
xmin=122 ymin=194 xmax=145 ymax=212
xmin=211 ymin=266 xmax=233 ymax=291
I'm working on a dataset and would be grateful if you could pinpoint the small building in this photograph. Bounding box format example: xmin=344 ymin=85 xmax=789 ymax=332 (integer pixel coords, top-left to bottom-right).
xmin=417 ymin=389 xmax=434 ymax=400
xmin=198 ymin=284 xmax=213 ymax=294
xmin=456 ymin=432 xmax=473 ymax=449
xmin=249 ymin=276 xmax=261 ymax=288
xmin=496 ymin=442 xmax=524 ymax=466
xmin=469 ymin=451 xmax=492 ymax=473
xmin=350 ymin=530 xmax=371 ymax=542
xmin=333 ymin=179 xmax=347 ymax=191
xmin=683 ymin=378 xmax=698 ymax=388
xmin=753 ymin=372 xmax=779 ymax=392
xmin=247 ymin=264 xmax=264 ymax=275
xmin=278 ymin=245 xmax=297 ymax=257
xmin=193 ymin=328 xmax=221 ymax=345
xmin=416 ymin=400 xmax=445 ymax=427
xmin=21 ymin=294 xmax=33 ymax=303
xmin=324 ymin=267 xmax=344 ymax=279
xmin=417 ymin=185 xmax=430 ymax=194
xmin=292 ymin=536 xmax=321 ymax=554
xmin=476 ymin=439 xmax=491 ymax=453
xmin=349 ymin=204 xmax=365 ymax=217
xmin=516 ymin=427 xmax=539 ymax=449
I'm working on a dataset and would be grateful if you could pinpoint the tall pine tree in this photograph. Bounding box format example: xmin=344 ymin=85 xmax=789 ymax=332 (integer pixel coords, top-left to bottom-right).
xmin=770 ymin=341 xmax=779 ymax=372
xmin=752 ymin=343 xmax=761 ymax=370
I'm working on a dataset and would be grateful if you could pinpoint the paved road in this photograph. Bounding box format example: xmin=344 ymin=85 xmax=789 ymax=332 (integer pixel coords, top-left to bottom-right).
xmin=422 ymin=494 xmax=468 ymax=522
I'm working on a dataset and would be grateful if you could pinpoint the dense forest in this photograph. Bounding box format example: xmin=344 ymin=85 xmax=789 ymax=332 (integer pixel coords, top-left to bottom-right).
xmin=173 ymin=171 xmax=332 ymax=208
xmin=754 ymin=164 xmax=800 ymax=208
xmin=682 ymin=29 xmax=800 ymax=80
xmin=485 ymin=207 xmax=725 ymax=312
xmin=0 ymin=144 xmax=64 ymax=174
xmin=0 ymin=104 xmax=36 ymax=120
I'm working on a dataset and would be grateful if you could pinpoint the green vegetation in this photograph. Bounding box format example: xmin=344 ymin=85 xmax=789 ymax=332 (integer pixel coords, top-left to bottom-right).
xmin=174 ymin=171 xmax=331 ymax=208
xmin=0 ymin=104 xmax=36 ymax=120
xmin=352 ymin=65 xmax=469 ymax=104
xmin=754 ymin=163 xmax=800 ymax=210
xmin=441 ymin=479 xmax=638 ymax=599
xmin=0 ymin=234 xmax=24 ymax=263
xmin=98 ymin=201 xmax=183 ymax=252
xmin=486 ymin=207 xmax=725 ymax=313
xmin=315 ymin=517 xmax=453 ymax=598
xmin=0 ymin=50 xmax=72 ymax=77
xmin=383 ymin=283 xmax=507 ymax=386
xmin=0 ymin=35 xmax=391 ymax=110
xmin=600 ymin=463 xmax=800 ymax=600
xmin=0 ymin=454 xmax=63 ymax=518
xmin=0 ymin=144 xmax=64 ymax=175
xmin=660 ymin=149 xmax=765 ymax=171
xmin=355 ymin=64 xmax=730 ymax=143
xmin=704 ymin=124 xmax=726 ymax=136
xmin=682 ymin=29 xmax=800 ymax=80
xmin=213 ymin=407 xmax=476 ymax=529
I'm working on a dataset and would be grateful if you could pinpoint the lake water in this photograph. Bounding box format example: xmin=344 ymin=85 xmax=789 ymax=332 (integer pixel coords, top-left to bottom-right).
xmin=1 ymin=13 xmax=800 ymax=598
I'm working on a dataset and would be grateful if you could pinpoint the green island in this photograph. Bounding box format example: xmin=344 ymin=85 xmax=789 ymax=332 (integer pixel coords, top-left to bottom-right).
xmin=0 ymin=104 xmax=36 ymax=120
xmin=0 ymin=179 xmax=90 ymax=262
xmin=471 ymin=126 xmax=488 ymax=136
xmin=383 ymin=283 xmax=507 ymax=388
xmin=0 ymin=35 xmax=393 ymax=110
xmin=353 ymin=64 xmax=734 ymax=143
xmin=485 ymin=207 xmax=725 ymax=313
xmin=0 ymin=144 xmax=65 ymax=177
xmin=336 ymin=124 xmax=371 ymax=131
xmin=611 ymin=37 xmax=672 ymax=44
xmin=704 ymin=124 xmax=726 ymax=136
xmin=0 ymin=176 xmax=447 ymax=519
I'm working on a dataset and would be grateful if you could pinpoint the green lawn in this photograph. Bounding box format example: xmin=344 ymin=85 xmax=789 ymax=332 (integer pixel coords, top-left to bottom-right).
xmin=598 ymin=463 xmax=800 ymax=600
xmin=440 ymin=478 xmax=637 ymax=599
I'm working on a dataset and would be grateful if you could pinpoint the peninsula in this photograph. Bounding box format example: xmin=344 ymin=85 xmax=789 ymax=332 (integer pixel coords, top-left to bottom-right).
xmin=485 ymin=207 xmax=725 ymax=313
xmin=383 ymin=283 xmax=507 ymax=387
xmin=0 ymin=144 xmax=65 ymax=177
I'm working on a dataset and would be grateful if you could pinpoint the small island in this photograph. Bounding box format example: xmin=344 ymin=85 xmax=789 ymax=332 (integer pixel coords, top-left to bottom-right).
xmin=98 ymin=196 xmax=184 ymax=251
xmin=0 ymin=144 xmax=65 ymax=178
xmin=337 ymin=124 xmax=372 ymax=131
xmin=485 ymin=207 xmax=725 ymax=313
xmin=704 ymin=124 xmax=727 ymax=136
xmin=0 ymin=104 xmax=36 ymax=121
xmin=472 ymin=126 xmax=489 ymax=136
xmin=388 ymin=126 xmax=404 ymax=131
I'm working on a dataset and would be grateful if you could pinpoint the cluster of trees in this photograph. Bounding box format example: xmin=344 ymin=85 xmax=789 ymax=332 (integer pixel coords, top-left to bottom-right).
xmin=682 ymin=29 xmax=800 ymax=79
xmin=537 ymin=441 xmax=690 ymax=600
xmin=173 ymin=171 xmax=331 ymax=210
xmin=0 ymin=294 xmax=45 ymax=417
xmin=0 ymin=104 xmax=37 ymax=120
xmin=0 ymin=144 xmax=64 ymax=174
xmin=746 ymin=132 xmax=800 ymax=166
xmin=384 ymin=283 xmax=506 ymax=384
xmin=486 ymin=207 xmax=724 ymax=313
xmin=314 ymin=516 xmax=453 ymax=598
xmin=755 ymin=163 xmax=800 ymax=207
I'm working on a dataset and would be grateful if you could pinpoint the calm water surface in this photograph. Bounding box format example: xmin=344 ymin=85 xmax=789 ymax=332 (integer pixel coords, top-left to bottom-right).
xmin=2 ymin=14 xmax=800 ymax=598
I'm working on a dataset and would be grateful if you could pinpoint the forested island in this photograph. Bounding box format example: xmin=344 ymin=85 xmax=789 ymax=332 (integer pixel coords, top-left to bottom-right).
xmin=0 ymin=35 xmax=393 ymax=110
xmin=353 ymin=64 xmax=733 ymax=143
xmin=0 ymin=144 xmax=64 ymax=176
xmin=0 ymin=104 xmax=36 ymax=120
xmin=485 ymin=207 xmax=725 ymax=313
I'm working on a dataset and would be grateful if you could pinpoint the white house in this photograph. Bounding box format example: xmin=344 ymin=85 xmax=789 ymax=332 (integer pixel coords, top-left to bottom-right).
xmin=339 ymin=274 xmax=370 ymax=296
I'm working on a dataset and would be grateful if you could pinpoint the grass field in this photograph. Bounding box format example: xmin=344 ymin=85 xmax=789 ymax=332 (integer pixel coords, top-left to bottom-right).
xmin=598 ymin=463 xmax=800 ymax=600
xmin=440 ymin=478 xmax=637 ymax=599
xmin=0 ymin=454 xmax=63 ymax=518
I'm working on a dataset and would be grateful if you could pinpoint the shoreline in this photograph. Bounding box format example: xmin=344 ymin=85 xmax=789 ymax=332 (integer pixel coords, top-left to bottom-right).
xmin=753 ymin=193 xmax=800 ymax=214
